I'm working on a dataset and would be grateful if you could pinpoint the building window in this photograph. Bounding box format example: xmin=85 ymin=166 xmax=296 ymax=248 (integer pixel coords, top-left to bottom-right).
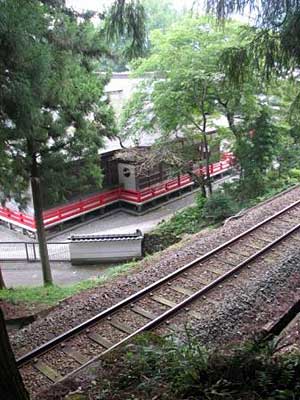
xmin=123 ymin=167 xmax=131 ymax=178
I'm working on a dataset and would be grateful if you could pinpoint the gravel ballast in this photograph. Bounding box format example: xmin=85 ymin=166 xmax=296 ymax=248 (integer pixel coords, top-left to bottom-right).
xmin=171 ymin=250 xmax=300 ymax=347
xmin=10 ymin=185 xmax=300 ymax=357
xmin=36 ymin=248 xmax=300 ymax=400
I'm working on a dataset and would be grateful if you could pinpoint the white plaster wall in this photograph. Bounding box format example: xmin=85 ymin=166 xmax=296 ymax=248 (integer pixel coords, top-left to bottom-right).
xmin=105 ymin=76 xmax=142 ymax=117
xmin=70 ymin=240 xmax=142 ymax=263
xmin=118 ymin=162 xmax=136 ymax=190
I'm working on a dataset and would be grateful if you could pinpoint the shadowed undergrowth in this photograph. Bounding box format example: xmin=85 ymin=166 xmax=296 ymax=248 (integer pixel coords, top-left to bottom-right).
xmin=97 ymin=333 xmax=300 ymax=400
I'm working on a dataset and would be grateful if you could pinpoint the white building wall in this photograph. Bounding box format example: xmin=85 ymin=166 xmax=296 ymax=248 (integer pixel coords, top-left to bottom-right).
xmin=69 ymin=239 xmax=142 ymax=264
xmin=118 ymin=162 xmax=137 ymax=190
xmin=105 ymin=74 xmax=142 ymax=117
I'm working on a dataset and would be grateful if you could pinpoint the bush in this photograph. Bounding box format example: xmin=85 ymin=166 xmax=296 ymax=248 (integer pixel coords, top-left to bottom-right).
xmin=143 ymin=195 xmax=207 ymax=254
xmin=155 ymin=195 xmax=207 ymax=238
xmin=104 ymin=334 xmax=300 ymax=400
xmin=156 ymin=206 xmax=203 ymax=237
xmin=195 ymin=193 xmax=207 ymax=209
xmin=202 ymin=191 xmax=239 ymax=223
xmin=289 ymin=168 xmax=300 ymax=180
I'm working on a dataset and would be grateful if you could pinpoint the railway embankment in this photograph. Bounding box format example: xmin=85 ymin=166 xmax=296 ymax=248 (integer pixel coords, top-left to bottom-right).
xmin=34 ymin=248 xmax=300 ymax=400
xmin=7 ymin=184 xmax=300 ymax=399
xmin=164 ymin=250 xmax=300 ymax=347
xmin=10 ymin=186 xmax=300 ymax=358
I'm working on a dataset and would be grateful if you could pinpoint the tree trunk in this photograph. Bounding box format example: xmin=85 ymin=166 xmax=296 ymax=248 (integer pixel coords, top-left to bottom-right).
xmin=30 ymin=151 xmax=53 ymax=286
xmin=0 ymin=267 xmax=6 ymax=289
xmin=197 ymin=173 xmax=207 ymax=198
xmin=0 ymin=308 xmax=30 ymax=400
xmin=203 ymin=133 xmax=212 ymax=195
xmin=200 ymin=181 xmax=207 ymax=198
xmin=187 ymin=168 xmax=207 ymax=198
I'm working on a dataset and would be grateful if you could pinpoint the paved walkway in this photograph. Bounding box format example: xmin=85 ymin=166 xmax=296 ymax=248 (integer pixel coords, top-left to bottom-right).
xmin=52 ymin=192 xmax=199 ymax=240
xmin=1 ymin=261 xmax=112 ymax=287
xmin=0 ymin=190 xmax=200 ymax=287
xmin=51 ymin=174 xmax=234 ymax=241
xmin=0 ymin=175 xmax=236 ymax=287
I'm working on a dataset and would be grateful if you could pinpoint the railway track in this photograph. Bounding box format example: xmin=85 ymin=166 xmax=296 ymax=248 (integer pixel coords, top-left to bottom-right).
xmin=17 ymin=199 xmax=300 ymax=394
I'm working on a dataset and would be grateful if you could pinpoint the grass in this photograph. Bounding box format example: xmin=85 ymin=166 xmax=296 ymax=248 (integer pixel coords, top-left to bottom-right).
xmin=0 ymin=261 xmax=137 ymax=305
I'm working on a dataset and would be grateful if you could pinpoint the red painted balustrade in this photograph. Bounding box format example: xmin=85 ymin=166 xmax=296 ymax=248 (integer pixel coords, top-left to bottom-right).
xmin=0 ymin=153 xmax=235 ymax=231
xmin=0 ymin=207 xmax=35 ymax=229
xmin=43 ymin=188 xmax=121 ymax=227
xmin=120 ymin=154 xmax=234 ymax=204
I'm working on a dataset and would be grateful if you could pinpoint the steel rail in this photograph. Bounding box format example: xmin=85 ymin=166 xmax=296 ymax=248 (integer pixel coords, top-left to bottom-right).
xmin=17 ymin=198 xmax=300 ymax=368
xmin=57 ymin=220 xmax=300 ymax=383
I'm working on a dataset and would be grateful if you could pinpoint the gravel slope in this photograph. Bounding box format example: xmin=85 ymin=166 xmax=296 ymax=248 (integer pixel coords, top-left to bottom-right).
xmin=169 ymin=250 xmax=300 ymax=347
xmin=36 ymin=248 xmax=300 ymax=400
xmin=11 ymin=185 xmax=300 ymax=357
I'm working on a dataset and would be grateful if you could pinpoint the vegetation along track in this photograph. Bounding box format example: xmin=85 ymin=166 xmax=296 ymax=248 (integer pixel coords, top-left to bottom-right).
xmin=17 ymin=199 xmax=300 ymax=395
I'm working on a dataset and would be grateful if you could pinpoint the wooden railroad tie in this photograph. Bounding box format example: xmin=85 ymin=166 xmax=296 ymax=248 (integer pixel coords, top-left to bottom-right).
xmin=34 ymin=361 xmax=63 ymax=383
xmin=88 ymin=332 xmax=113 ymax=349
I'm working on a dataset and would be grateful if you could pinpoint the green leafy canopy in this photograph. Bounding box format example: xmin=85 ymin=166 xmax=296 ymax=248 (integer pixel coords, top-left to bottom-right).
xmin=0 ymin=0 xmax=146 ymax=208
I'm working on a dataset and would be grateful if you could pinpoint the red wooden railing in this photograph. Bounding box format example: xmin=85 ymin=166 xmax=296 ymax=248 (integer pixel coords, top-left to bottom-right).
xmin=43 ymin=188 xmax=121 ymax=227
xmin=119 ymin=153 xmax=234 ymax=204
xmin=0 ymin=207 xmax=35 ymax=229
xmin=0 ymin=153 xmax=235 ymax=231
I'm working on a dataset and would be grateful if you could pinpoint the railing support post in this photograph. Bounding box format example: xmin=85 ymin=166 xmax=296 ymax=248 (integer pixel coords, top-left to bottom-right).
xmin=25 ymin=243 xmax=29 ymax=262
xmin=33 ymin=243 xmax=37 ymax=261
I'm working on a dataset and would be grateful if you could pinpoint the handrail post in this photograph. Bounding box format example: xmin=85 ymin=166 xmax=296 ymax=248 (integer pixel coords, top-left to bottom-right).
xmin=25 ymin=243 xmax=29 ymax=262
xmin=33 ymin=243 xmax=37 ymax=261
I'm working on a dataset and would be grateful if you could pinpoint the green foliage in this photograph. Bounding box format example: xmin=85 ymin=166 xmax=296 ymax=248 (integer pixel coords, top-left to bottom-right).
xmin=145 ymin=179 xmax=296 ymax=256
xmin=194 ymin=8 xmax=300 ymax=192
xmin=202 ymin=190 xmax=239 ymax=222
xmin=143 ymin=0 xmax=179 ymax=33
xmin=0 ymin=1 xmax=114 ymax=208
xmin=290 ymin=168 xmax=300 ymax=180
xmin=121 ymin=4 xmax=300 ymax=214
xmin=143 ymin=195 xmax=208 ymax=254
xmin=0 ymin=0 xmax=147 ymax=209
xmin=104 ymin=333 xmax=300 ymax=400
xmin=105 ymin=0 xmax=146 ymax=60
xmin=235 ymin=108 xmax=280 ymax=200
xmin=196 ymin=193 xmax=207 ymax=209
xmin=122 ymin=17 xmax=250 ymax=195
xmin=145 ymin=207 xmax=201 ymax=250
xmin=156 ymin=198 xmax=207 ymax=236
xmin=119 ymin=82 xmax=155 ymax=143
xmin=206 ymin=1 xmax=300 ymax=111
xmin=102 ymin=0 xmax=178 ymax=71
xmin=133 ymin=17 xmax=245 ymax=137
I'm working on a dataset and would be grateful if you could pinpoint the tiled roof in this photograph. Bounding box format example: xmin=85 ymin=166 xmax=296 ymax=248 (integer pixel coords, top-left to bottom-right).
xmin=69 ymin=230 xmax=143 ymax=242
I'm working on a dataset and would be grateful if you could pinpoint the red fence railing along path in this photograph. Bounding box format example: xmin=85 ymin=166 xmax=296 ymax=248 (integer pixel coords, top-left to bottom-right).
xmin=0 ymin=153 xmax=235 ymax=231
